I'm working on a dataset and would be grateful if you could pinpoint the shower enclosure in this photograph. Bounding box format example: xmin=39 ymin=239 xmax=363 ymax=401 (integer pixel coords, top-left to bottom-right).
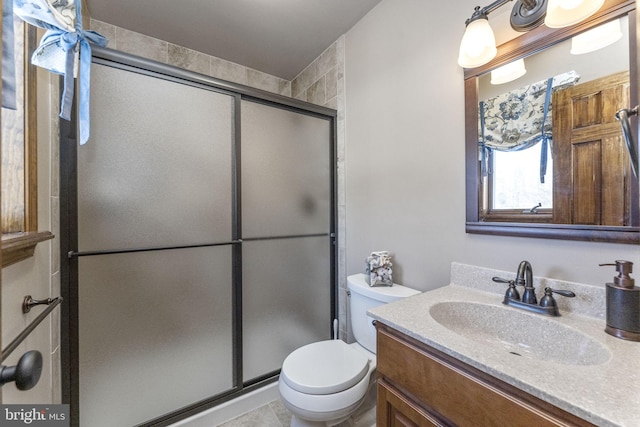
xmin=60 ymin=48 xmax=336 ymax=427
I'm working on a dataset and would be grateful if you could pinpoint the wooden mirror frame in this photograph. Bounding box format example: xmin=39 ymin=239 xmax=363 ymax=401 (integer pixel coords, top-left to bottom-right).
xmin=465 ymin=0 xmax=639 ymax=244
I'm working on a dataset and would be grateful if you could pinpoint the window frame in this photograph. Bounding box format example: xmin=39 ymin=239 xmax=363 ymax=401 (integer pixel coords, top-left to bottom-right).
xmin=1 ymin=21 xmax=53 ymax=268
xmin=479 ymin=149 xmax=553 ymax=224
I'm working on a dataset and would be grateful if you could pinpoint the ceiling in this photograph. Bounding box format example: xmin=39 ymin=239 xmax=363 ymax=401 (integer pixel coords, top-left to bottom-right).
xmin=84 ymin=0 xmax=383 ymax=80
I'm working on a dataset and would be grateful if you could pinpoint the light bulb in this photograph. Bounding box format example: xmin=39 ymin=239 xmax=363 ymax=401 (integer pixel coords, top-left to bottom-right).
xmin=545 ymin=0 xmax=604 ymax=28
xmin=491 ymin=59 xmax=527 ymax=84
xmin=458 ymin=18 xmax=497 ymax=68
xmin=570 ymin=19 xmax=622 ymax=55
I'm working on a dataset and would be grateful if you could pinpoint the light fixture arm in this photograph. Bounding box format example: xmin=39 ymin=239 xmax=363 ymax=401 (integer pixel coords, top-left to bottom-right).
xmin=466 ymin=0 xmax=513 ymax=25
xmin=466 ymin=0 xmax=543 ymax=25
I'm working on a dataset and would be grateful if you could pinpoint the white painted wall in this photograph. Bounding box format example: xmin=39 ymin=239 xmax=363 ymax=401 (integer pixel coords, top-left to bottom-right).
xmin=344 ymin=0 xmax=640 ymax=292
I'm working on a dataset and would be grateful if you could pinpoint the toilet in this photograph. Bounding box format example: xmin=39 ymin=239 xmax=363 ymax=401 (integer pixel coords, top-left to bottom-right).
xmin=278 ymin=273 xmax=421 ymax=427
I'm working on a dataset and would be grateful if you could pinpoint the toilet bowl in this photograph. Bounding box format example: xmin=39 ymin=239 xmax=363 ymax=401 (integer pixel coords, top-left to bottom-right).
xmin=279 ymin=340 xmax=375 ymax=426
xmin=278 ymin=274 xmax=420 ymax=426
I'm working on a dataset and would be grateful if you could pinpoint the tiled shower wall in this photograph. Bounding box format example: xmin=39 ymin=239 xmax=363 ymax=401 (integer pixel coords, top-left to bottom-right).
xmin=88 ymin=20 xmax=350 ymax=340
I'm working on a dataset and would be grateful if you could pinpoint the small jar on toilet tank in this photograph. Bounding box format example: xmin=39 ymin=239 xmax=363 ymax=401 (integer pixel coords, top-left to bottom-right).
xmin=365 ymin=251 xmax=393 ymax=287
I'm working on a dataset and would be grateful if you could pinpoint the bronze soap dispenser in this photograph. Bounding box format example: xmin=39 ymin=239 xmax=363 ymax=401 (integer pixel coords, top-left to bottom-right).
xmin=600 ymin=260 xmax=640 ymax=341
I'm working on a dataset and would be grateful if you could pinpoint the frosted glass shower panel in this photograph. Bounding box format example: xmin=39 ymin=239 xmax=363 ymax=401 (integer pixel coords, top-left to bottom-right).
xmin=241 ymin=101 xmax=331 ymax=238
xmin=78 ymin=64 xmax=234 ymax=251
xmin=242 ymin=236 xmax=331 ymax=381
xmin=78 ymin=247 xmax=233 ymax=427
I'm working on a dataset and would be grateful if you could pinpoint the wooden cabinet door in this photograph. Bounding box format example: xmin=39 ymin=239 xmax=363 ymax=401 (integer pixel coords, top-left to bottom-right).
xmin=553 ymin=71 xmax=632 ymax=225
xmin=378 ymin=379 xmax=444 ymax=427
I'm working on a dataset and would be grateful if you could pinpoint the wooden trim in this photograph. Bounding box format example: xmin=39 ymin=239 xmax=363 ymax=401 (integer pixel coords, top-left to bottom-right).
xmin=24 ymin=24 xmax=38 ymax=232
xmin=466 ymin=222 xmax=640 ymax=243
xmin=81 ymin=0 xmax=91 ymax=26
xmin=1 ymin=231 xmax=54 ymax=268
xmin=464 ymin=77 xmax=479 ymax=223
xmin=1 ymin=0 xmax=4 ymax=395
xmin=631 ymin=8 xmax=639 ymax=226
xmin=1 ymin=23 xmax=45 ymax=267
xmin=482 ymin=210 xmax=553 ymax=223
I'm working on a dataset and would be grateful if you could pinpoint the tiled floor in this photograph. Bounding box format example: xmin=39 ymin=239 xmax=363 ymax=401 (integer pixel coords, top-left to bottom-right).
xmin=219 ymin=398 xmax=376 ymax=427
xmin=219 ymin=399 xmax=291 ymax=427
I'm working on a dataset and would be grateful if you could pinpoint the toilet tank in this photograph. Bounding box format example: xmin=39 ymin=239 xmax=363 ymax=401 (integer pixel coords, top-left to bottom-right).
xmin=347 ymin=273 xmax=421 ymax=353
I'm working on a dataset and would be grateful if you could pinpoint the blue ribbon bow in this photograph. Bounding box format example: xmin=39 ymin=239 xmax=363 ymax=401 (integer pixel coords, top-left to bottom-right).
xmin=37 ymin=26 xmax=108 ymax=143
xmin=14 ymin=0 xmax=108 ymax=144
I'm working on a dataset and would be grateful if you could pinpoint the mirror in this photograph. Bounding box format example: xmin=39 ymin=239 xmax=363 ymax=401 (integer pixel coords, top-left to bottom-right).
xmin=465 ymin=0 xmax=639 ymax=243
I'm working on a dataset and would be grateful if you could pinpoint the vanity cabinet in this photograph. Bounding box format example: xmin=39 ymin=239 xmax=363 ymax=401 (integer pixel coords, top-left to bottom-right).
xmin=376 ymin=324 xmax=596 ymax=427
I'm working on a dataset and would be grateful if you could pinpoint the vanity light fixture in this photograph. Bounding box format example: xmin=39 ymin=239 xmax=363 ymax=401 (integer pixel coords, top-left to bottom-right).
xmin=570 ymin=18 xmax=622 ymax=54
xmin=490 ymin=58 xmax=527 ymax=84
xmin=459 ymin=0 xmax=605 ymax=68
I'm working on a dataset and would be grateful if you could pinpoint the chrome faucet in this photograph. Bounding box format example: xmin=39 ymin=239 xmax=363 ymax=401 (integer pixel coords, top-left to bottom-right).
xmin=493 ymin=260 xmax=576 ymax=316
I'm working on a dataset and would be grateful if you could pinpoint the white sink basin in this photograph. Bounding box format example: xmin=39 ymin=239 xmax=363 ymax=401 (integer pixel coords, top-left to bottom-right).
xmin=429 ymin=301 xmax=611 ymax=366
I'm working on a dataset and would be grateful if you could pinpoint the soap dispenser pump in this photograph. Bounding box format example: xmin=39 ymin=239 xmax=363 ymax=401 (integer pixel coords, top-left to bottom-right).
xmin=599 ymin=260 xmax=640 ymax=341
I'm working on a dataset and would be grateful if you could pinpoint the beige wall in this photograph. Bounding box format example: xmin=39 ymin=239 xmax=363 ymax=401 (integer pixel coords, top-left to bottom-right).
xmin=2 ymin=66 xmax=61 ymax=403
xmin=344 ymin=0 xmax=639 ymax=293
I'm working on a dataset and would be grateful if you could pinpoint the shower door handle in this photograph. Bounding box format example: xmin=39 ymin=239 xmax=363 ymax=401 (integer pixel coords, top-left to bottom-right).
xmin=615 ymin=106 xmax=639 ymax=178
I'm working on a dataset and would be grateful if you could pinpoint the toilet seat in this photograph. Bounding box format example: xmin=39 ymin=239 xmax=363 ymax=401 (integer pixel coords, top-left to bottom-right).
xmin=278 ymin=341 xmax=376 ymax=421
xmin=281 ymin=340 xmax=370 ymax=395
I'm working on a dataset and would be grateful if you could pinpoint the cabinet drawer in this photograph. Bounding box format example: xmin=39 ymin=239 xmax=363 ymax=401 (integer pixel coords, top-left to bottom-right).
xmin=377 ymin=325 xmax=595 ymax=427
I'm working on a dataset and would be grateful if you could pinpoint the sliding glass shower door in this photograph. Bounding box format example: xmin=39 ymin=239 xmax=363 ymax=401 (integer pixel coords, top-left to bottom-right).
xmin=76 ymin=63 xmax=236 ymax=426
xmin=241 ymin=101 xmax=332 ymax=381
xmin=64 ymin=50 xmax=336 ymax=427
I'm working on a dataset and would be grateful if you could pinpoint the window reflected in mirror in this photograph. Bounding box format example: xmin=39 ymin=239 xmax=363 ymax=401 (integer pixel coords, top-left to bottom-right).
xmin=485 ymin=147 xmax=553 ymax=219
xmin=477 ymin=16 xmax=632 ymax=226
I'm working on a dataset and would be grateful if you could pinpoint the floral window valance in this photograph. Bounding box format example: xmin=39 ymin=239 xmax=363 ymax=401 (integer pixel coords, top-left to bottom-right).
xmin=2 ymin=0 xmax=108 ymax=145
xmin=479 ymin=70 xmax=580 ymax=151
xmin=479 ymin=70 xmax=580 ymax=183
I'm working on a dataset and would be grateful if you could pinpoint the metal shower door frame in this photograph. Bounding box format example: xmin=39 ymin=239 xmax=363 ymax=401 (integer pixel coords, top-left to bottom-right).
xmin=59 ymin=47 xmax=338 ymax=427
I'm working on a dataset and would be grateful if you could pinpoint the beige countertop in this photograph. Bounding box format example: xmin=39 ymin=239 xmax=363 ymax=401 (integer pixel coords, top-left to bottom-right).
xmin=368 ymin=263 xmax=640 ymax=427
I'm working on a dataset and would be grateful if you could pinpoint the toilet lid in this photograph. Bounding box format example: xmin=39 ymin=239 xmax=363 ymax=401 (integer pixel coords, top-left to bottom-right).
xmin=281 ymin=340 xmax=370 ymax=395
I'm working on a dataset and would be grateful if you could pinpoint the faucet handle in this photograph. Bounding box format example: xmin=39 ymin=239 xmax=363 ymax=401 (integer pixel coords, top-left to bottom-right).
xmin=544 ymin=287 xmax=576 ymax=298
xmin=539 ymin=287 xmax=575 ymax=314
xmin=493 ymin=276 xmax=520 ymax=301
